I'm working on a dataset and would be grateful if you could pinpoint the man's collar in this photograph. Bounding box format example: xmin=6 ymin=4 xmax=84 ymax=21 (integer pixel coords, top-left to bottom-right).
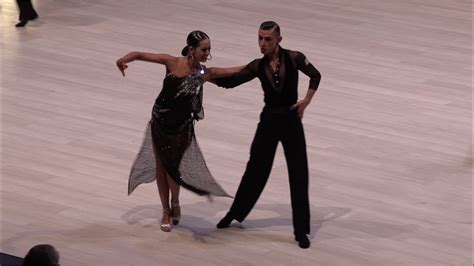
xmin=263 ymin=46 xmax=284 ymax=60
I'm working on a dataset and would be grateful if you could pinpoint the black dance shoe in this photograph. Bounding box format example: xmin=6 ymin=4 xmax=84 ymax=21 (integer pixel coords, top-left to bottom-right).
xmin=15 ymin=20 xmax=28 ymax=27
xmin=15 ymin=14 xmax=38 ymax=27
xmin=295 ymin=234 xmax=310 ymax=249
xmin=216 ymin=212 xmax=234 ymax=228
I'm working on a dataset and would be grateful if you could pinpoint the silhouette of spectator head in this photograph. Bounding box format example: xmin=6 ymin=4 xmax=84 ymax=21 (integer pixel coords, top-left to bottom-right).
xmin=23 ymin=244 xmax=59 ymax=266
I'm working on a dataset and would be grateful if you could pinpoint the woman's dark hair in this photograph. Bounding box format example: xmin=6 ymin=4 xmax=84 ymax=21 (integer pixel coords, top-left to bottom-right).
xmin=260 ymin=21 xmax=280 ymax=36
xmin=181 ymin=30 xmax=210 ymax=56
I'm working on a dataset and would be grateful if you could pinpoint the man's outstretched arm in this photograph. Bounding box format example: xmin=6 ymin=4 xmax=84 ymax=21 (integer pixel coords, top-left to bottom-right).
xmin=211 ymin=59 xmax=259 ymax=88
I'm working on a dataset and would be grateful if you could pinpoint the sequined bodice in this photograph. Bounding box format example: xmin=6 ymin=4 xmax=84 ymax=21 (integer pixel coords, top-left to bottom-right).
xmin=152 ymin=65 xmax=206 ymax=128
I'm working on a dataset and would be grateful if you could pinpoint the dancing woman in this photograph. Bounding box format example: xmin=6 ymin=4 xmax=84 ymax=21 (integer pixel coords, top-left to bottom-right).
xmin=117 ymin=31 xmax=243 ymax=232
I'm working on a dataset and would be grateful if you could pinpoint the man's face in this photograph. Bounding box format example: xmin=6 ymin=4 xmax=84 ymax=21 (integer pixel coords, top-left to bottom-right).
xmin=258 ymin=28 xmax=281 ymax=55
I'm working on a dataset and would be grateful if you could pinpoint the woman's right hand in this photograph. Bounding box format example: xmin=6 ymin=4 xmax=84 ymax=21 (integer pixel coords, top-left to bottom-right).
xmin=116 ymin=58 xmax=128 ymax=77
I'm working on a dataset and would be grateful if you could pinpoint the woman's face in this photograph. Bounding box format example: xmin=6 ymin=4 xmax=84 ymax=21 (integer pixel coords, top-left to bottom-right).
xmin=191 ymin=39 xmax=211 ymax=62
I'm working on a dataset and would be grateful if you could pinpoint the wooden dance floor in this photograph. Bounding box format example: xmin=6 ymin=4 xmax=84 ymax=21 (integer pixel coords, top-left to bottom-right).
xmin=2 ymin=0 xmax=472 ymax=265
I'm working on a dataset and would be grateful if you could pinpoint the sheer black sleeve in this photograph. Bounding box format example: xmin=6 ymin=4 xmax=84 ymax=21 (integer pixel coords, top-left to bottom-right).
xmin=214 ymin=59 xmax=259 ymax=89
xmin=293 ymin=51 xmax=321 ymax=90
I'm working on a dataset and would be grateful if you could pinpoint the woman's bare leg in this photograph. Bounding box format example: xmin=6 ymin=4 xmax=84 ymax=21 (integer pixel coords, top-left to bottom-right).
xmin=153 ymin=146 xmax=172 ymax=231
xmin=167 ymin=176 xmax=181 ymax=224
xmin=167 ymin=176 xmax=180 ymax=205
xmin=155 ymin=168 xmax=170 ymax=211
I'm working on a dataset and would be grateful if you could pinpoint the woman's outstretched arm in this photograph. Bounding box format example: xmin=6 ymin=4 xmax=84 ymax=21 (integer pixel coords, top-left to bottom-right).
xmin=116 ymin=52 xmax=175 ymax=76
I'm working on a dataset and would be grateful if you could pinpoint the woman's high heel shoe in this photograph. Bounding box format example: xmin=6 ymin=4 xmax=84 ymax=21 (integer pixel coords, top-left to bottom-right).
xmin=171 ymin=202 xmax=181 ymax=225
xmin=160 ymin=209 xmax=172 ymax=232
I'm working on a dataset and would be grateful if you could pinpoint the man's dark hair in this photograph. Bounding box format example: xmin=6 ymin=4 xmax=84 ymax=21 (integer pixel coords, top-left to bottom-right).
xmin=260 ymin=21 xmax=280 ymax=35
xmin=23 ymin=244 xmax=59 ymax=266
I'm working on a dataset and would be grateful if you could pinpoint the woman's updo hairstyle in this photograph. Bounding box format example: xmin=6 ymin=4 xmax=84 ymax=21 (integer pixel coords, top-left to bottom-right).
xmin=181 ymin=30 xmax=210 ymax=56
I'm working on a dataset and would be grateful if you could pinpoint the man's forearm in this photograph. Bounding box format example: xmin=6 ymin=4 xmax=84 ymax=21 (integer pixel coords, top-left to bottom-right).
xmin=303 ymin=88 xmax=317 ymax=104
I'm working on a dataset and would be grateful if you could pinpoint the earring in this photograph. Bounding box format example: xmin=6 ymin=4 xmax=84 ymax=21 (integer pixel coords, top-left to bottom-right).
xmin=207 ymin=54 xmax=212 ymax=60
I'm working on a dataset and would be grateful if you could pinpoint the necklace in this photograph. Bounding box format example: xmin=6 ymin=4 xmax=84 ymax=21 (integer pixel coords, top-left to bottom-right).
xmin=187 ymin=56 xmax=200 ymax=72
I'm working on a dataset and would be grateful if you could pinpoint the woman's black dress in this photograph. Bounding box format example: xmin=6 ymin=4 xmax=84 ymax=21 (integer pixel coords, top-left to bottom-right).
xmin=128 ymin=65 xmax=230 ymax=197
